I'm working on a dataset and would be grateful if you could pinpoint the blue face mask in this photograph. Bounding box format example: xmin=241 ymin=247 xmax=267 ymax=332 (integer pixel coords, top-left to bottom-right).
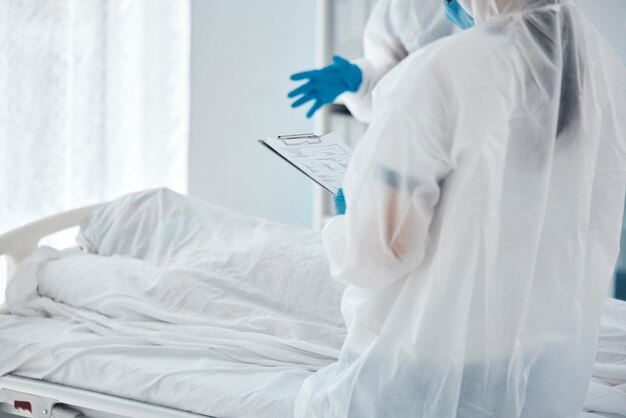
xmin=443 ymin=0 xmax=475 ymax=30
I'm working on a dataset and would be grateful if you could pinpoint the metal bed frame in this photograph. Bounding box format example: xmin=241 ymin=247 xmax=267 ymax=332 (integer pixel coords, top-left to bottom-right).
xmin=0 ymin=206 xmax=212 ymax=418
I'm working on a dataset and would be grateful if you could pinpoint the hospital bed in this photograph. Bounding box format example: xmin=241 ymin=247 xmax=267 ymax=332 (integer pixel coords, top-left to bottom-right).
xmin=0 ymin=190 xmax=344 ymax=418
xmin=0 ymin=190 xmax=624 ymax=418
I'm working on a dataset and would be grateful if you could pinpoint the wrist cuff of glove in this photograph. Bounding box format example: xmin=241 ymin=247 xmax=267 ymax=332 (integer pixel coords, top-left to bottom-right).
xmin=345 ymin=63 xmax=363 ymax=93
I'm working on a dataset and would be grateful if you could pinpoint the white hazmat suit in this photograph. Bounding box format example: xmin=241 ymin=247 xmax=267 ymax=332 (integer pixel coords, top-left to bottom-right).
xmin=342 ymin=0 xmax=455 ymax=123
xmin=295 ymin=0 xmax=626 ymax=417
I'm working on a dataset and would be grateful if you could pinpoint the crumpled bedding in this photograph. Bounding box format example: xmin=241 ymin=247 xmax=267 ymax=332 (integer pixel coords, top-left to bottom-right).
xmin=584 ymin=298 xmax=626 ymax=417
xmin=0 ymin=314 xmax=314 ymax=418
xmin=0 ymin=188 xmax=625 ymax=417
xmin=1 ymin=188 xmax=346 ymax=417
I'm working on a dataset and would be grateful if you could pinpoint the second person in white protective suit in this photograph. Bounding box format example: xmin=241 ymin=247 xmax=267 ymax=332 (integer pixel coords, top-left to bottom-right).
xmin=294 ymin=0 xmax=626 ymax=417
xmin=288 ymin=0 xmax=456 ymax=122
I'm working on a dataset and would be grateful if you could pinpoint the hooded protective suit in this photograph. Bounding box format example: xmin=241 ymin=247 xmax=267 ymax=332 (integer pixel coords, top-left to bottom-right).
xmin=295 ymin=1 xmax=626 ymax=417
xmin=342 ymin=0 xmax=456 ymax=123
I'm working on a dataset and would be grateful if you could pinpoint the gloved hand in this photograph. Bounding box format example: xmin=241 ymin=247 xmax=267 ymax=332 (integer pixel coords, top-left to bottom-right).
xmin=288 ymin=56 xmax=362 ymax=118
xmin=334 ymin=188 xmax=346 ymax=216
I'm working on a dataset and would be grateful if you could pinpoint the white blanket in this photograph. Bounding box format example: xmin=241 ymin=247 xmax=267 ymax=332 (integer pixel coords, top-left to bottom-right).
xmin=585 ymin=298 xmax=626 ymax=417
xmin=2 ymin=189 xmax=346 ymax=417
xmin=1 ymin=189 xmax=625 ymax=417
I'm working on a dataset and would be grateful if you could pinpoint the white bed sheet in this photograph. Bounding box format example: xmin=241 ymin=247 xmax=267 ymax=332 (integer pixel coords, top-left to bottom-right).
xmin=0 ymin=189 xmax=625 ymax=417
xmin=1 ymin=310 xmax=625 ymax=418
xmin=1 ymin=189 xmax=346 ymax=417
xmin=0 ymin=314 xmax=310 ymax=417
xmin=585 ymin=298 xmax=626 ymax=417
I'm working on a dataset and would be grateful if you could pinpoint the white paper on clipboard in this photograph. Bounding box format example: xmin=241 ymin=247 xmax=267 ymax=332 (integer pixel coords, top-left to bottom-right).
xmin=258 ymin=132 xmax=352 ymax=195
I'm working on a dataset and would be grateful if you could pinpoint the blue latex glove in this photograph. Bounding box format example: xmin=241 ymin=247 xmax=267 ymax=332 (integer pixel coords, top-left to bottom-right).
xmin=288 ymin=56 xmax=362 ymax=118
xmin=334 ymin=188 xmax=346 ymax=216
xmin=443 ymin=0 xmax=475 ymax=29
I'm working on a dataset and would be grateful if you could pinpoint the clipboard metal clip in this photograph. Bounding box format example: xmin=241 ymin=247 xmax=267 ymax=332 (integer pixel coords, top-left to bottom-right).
xmin=278 ymin=133 xmax=322 ymax=146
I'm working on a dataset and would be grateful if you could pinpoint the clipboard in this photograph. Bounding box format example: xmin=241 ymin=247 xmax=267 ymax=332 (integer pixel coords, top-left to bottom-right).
xmin=258 ymin=132 xmax=352 ymax=195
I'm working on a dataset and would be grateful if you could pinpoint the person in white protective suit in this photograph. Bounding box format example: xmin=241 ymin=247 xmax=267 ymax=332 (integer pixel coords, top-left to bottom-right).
xmin=288 ymin=0 xmax=456 ymax=122
xmin=342 ymin=0 xmax=456 ymax=122
xmin=294 ymin=0 xmax=626 ymax=417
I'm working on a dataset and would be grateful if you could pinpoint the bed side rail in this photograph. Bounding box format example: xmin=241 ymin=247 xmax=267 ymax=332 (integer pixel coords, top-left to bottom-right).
xmin=0 ymin=205 xmax=100 ymax=265
xmin=0 ymin=205 xmax=100 ymax=313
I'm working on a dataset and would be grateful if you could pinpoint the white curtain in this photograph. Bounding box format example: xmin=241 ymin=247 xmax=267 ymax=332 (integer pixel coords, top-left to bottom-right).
xmin=0 ymin=0 xmax=189 ymax=234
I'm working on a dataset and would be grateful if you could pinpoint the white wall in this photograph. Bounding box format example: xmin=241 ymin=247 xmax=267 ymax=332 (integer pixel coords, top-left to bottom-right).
xmin=576 ymin=0 xmax=626 ymax=64
xmin=189 ymin=0 xmax=316 ymax=228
